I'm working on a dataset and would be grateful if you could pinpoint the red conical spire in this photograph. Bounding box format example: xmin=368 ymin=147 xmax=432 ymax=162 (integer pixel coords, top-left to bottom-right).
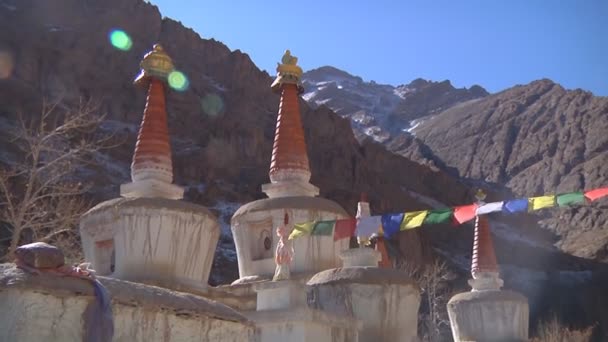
xmin=268 ymin=50 xmax=311 ymax=183
xmin=376 ymin=237 xmax=392 ymax=268
xmin=471 ymin=215 xmax=499 ymax=276
xmin=131 ymin=78 xmax=173 ymax=183
xmin=120 ymin=44 xmax=183 ymax=199
xmin=262 ymin=50 xmax=319 ymax=198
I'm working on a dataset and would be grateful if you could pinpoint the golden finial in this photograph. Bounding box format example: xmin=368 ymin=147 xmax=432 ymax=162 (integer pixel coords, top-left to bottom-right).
xmin=475 ymin=189 xmax=487 ymax=202
xmin=271 ymin=49 xmax=304 ymax=93
xmin=134 ymin=44 xmax=175 ymax=84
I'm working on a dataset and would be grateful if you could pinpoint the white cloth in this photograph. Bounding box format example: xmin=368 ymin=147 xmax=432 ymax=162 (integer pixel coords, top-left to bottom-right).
xmin=476 ymin=201 xmax=504 ymax=215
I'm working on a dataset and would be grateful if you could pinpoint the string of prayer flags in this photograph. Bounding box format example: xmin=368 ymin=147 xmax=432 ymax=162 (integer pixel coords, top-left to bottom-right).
xmin=453 ymin=204 xmax=478 ymax=224
xmin=423 ymin=208 xmax=453 ymax=225
xmin=476 ymin=202 xmax=504 ymax=215
xmin=584 ymin=187 xmax=608 ymax=202
xmin=312 ymin=221 xmax=335 ymax=236
xmin=286 ymin=185 xmax=607 ymax=241
xmin=401 ymin=211 xmax=429 ymax=230
xmin=288 ymin=222 xmax=314 ymax=240
xmin=528 ymin=195 xmax=556 ymax=212
xmin=381 ymin=213 xmax=403 ymax=239
xmin=356 ymin=216 xmax=382 ymax=238
xmin=334 ymin=218 xmax=356 ymax=241
xmin=556 ymin=192 xmax=586 ymax=207
xmin=503 ymin=198 xmax=528 ymax=213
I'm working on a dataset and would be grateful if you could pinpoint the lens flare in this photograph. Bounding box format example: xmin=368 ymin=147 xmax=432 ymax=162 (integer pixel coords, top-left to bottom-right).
xmin=0 ymin=51 xmax=14 ymax=79
xmin=109 ymin=29 xmax=133 ymax=51
xmin=168 ymin=70 xmax=189 ymax=91
xmin=201 ymin=94 xmax=224 ymax=116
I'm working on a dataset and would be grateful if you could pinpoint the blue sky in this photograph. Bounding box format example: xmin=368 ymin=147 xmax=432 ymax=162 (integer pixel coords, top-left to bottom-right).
xmin=149 ymin=0 xmax=607 ymax=95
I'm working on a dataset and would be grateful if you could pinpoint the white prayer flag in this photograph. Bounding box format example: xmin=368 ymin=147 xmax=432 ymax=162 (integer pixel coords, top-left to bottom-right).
xmin=476 ymin=201 xmax=504 ymax=215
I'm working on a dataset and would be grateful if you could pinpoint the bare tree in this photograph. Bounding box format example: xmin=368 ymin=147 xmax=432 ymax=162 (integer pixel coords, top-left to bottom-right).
xmin=0 ymin=98 xmax=108 ymax=262
xmin=398 ymin=259 xmax=452 ymax=342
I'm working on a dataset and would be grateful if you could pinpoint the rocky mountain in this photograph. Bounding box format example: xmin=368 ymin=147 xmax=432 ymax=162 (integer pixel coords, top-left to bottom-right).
xmin=408 ymin=80 xmax=608 ymax=262
xmin=302 ymin=66 xmax=488 ymax=143
xmin=302 ymin=65 xmax=608 ymax=264
xmin=301 ymin=65 xmax=608 ymax=336
xmin=2 ymin=0 xmax=608 ymax=338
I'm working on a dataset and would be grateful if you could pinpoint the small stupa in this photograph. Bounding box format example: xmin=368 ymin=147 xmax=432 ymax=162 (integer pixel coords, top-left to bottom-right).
xmin=447 ymin=190 xmax=529 ymax=341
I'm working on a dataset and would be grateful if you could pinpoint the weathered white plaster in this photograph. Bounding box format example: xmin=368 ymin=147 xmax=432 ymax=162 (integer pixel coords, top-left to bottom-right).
xmin=468 ymin=271 xmax=504 ymax=291
xmin=340 ymin=248 xmax=381 ymax=267
xmin=447 ymin=290 xmax=529 ymax=342
xmin=80 ymin=198 xmax=220 ymax=291
xmin=0 ymin=265 xmax=256 ymax=342
xmin=249 ymin=308 xmax=359 ymax=342
xmin=253 ymin=280 xmax=307 ymax=311
xmin=264 ymin=168 xmax=319 ymax=198
xmin=231 ymin=197 xmax=349 ymax=280
xmin=120 ymin=178 xmax=184 ymax=200
xmin=307 ymin=267 xmax=421 ymax=342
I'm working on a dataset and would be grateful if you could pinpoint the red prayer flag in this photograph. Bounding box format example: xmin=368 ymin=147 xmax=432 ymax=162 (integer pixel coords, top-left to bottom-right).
xmin=453 ymin=204 xmax=478 ymax=224
xmin=585 ymin=187 xmax=608 ymax=202
xmin=334 ymin=218 xmax=356 ymax=241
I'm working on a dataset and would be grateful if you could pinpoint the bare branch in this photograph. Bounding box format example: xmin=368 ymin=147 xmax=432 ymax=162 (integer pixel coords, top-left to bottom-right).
xmin=0 ymin=97 xmax=111 ymax=261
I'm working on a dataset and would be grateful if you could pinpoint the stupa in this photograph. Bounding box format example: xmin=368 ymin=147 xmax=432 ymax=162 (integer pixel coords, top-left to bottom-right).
xmin=231 ymin=50 xmax=349 ymax=281
xmin=79 ymin=44 xmax=220 ymax=292
xmin=447 ymin=190 xmax=529 ymax=341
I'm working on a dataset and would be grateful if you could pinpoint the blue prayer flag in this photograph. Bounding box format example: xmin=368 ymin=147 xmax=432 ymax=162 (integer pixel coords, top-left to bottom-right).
xmin=503 ymin=198 xmax=528 ymax=213
xmin=381 ymin=213 xmax=404 ymax=239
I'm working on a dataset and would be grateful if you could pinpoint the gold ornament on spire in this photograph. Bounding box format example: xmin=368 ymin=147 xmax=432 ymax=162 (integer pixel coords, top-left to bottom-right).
xmin=134 ymin=44 xmax=175 ymax=84
xmin=475 ymin=189 xmax=487 ymax=202
xmin=271 ymin=49 xmax=304 ymax=93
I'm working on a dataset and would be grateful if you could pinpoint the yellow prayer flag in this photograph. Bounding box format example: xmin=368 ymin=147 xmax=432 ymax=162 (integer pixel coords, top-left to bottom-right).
xmin=288 ymin=222 xmax=314 ymax=240
xmin=400 ymin=211 xmax=429 ymax=230
xmin=528 ymin=195 xmax=555 ymax=212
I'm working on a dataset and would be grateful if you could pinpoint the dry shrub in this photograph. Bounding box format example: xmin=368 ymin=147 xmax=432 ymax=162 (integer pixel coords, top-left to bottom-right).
xmin=531 ymin=316 xmax=595 ymax=342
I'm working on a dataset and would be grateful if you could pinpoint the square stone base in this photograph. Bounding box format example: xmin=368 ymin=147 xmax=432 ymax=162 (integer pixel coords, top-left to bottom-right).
xmin=262 ymin=180 xmax=319 ymax=198
xmin=120 ymin=179 xmax=184 ymax=199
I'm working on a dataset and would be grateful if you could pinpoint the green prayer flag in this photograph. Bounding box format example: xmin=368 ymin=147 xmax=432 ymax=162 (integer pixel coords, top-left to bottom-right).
xmin=312 ymin=220 xmax=336 ymax=236
xmin=423 ymin=208 xmax=453 ymax=225
xmin=289 ymin=222 xmax=314 ymax=240
xmin=556 ymin=192 xmax=586 ymax=207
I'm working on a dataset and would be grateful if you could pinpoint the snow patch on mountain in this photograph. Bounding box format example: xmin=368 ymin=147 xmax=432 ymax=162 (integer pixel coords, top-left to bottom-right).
xmin=302 ymin=66 xmax=489 ymax=147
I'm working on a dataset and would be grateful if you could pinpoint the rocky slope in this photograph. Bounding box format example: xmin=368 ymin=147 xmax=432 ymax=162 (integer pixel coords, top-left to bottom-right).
xmin=409 ymin=80 xmax=608 ymax=263
xmin=302 ymin=66 xmax=488 ymax=143
xmin=1 ymin=0 xmax=608 ymax=338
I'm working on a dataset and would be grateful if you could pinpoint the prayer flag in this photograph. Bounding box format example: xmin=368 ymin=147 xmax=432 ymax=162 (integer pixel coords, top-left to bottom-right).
xmin=312 ymin=220 xmax=335 ymax=236
xmin=289 ymin=222 xmax=314 ymax=240
xmin=423 ymin=208 xmax=453 ymax=225
xmin=334 ymin=218 xmax=356 ymax=241
xmin=556 ymin=192 xmax=585 ymax=207
xmin=356 ymin=216 xmax=382 ymax=238
xmin=528 ymin=195 xmax=556 ymax=212
xmin=401 ymin=211 xmax=429 ymax=230
xmin=453 ymin=204 xmax=478 ymax=224
xmin=381 ymin=213 xmax=403 ymax=239
xmin=476 ymin=202 xmax=504 ymax=215
xmin=503 ymin=198 xmax=528 ymax=213
xmin=585 ymin=187 xmax=608 ymax=201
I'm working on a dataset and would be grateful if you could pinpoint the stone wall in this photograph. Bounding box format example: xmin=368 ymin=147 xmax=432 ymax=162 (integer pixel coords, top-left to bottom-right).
xmin=0 ymin=265 xmax=256 ymax=342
